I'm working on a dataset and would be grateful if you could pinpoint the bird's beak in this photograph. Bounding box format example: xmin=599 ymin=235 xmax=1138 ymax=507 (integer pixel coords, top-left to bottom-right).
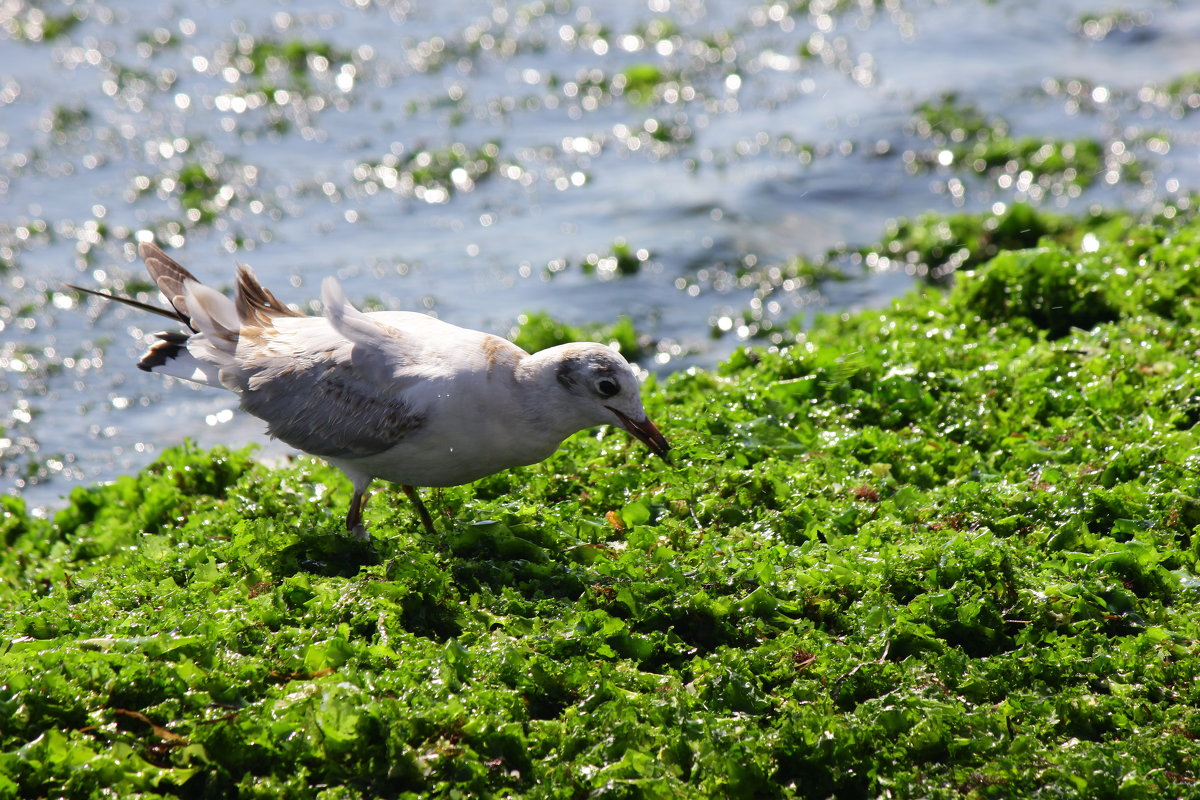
xmin=608 ymin=407 xmax=671 ymax=463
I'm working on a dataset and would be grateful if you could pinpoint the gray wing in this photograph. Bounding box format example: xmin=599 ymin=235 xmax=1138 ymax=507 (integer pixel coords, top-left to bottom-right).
xmin=237 ymin=347 xmax=426 ymax=460
xmin=233 ymin=321 xmax=429 ymax=460
xmin=228 ymin=277 xmax=489 ymax=460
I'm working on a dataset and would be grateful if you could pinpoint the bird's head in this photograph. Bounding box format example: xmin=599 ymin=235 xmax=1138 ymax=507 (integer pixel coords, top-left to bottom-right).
xmin=547 ymin=343 xmax=671 ymax=461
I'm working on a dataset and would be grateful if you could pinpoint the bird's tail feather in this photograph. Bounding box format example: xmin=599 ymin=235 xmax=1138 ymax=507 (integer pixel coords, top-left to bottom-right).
xmin=68 ymin=241 xmax=246 ymax=387
xmin=137 ymin=331 xmax=223 ymax=385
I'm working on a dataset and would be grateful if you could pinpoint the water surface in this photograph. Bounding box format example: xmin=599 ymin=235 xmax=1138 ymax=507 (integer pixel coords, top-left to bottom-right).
xmin=3 ymin=0 xmax=1198 ymax=509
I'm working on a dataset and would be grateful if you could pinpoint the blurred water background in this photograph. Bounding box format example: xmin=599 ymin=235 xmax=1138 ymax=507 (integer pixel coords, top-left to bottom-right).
xmin=3 ymin=0 xmax=1199 ymax=510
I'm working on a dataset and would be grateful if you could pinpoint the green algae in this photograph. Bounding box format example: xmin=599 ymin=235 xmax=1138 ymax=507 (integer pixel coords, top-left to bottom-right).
xmin=4 ymin=6 xmax=83 ymax=42
xmin=511 ymin=311 xmax=648 ymax=360
xmin=353 ymin=142 xmax=501 ymax=202
xmin=911 ymin=94 xmax=1132 ymax=191
xmin=6 ymin=206 xmax=1200 ymax=796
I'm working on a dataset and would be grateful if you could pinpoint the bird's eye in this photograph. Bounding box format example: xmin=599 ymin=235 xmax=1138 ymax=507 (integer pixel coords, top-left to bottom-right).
xmin=596 ymin=378 xmax=619 ymax=397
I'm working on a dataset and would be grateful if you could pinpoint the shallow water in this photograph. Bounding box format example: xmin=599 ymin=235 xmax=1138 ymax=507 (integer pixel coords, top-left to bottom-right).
xmin=3 ymin=0 xmax=1199 ymax=510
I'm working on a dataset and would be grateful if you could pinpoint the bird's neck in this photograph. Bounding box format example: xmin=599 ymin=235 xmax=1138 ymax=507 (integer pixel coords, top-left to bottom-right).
xmin=512 ymin=347 xmax=591 ymax=438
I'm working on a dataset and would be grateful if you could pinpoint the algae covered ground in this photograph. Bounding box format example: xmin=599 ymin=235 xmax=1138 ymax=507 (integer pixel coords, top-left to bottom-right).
xmin=5 ymin=202 xmax=1200 ymax=797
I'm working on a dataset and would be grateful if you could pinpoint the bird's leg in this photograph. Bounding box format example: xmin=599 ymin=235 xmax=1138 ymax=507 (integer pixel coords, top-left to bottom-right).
xmin=402 ymin=485 xmax=437 ymax=536
xmin=345 ymin=484 xmax=372 ymax=540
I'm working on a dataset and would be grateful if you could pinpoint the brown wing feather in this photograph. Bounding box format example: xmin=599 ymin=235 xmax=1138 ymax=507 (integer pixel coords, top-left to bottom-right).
xmin=235 ymin=264 xmax=307 ymax=327
xmin=139 ymin=241 xmax=202 ymax=321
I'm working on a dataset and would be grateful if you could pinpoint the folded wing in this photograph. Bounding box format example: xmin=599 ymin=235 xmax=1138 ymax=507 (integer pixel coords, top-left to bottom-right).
xmin=135 ymin=242 xmax=430 ymax=460
xmin=231 ymin=277 xmax=429 ymax=460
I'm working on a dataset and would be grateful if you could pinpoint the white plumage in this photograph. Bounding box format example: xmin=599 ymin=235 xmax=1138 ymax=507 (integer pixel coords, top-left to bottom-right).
xmin=73 ymin=242 xmax=670 ymax=537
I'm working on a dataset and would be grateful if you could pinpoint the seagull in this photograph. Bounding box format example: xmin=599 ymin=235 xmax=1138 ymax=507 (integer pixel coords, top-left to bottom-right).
xmin=70 ymin=241 xmax=670 ymax=538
